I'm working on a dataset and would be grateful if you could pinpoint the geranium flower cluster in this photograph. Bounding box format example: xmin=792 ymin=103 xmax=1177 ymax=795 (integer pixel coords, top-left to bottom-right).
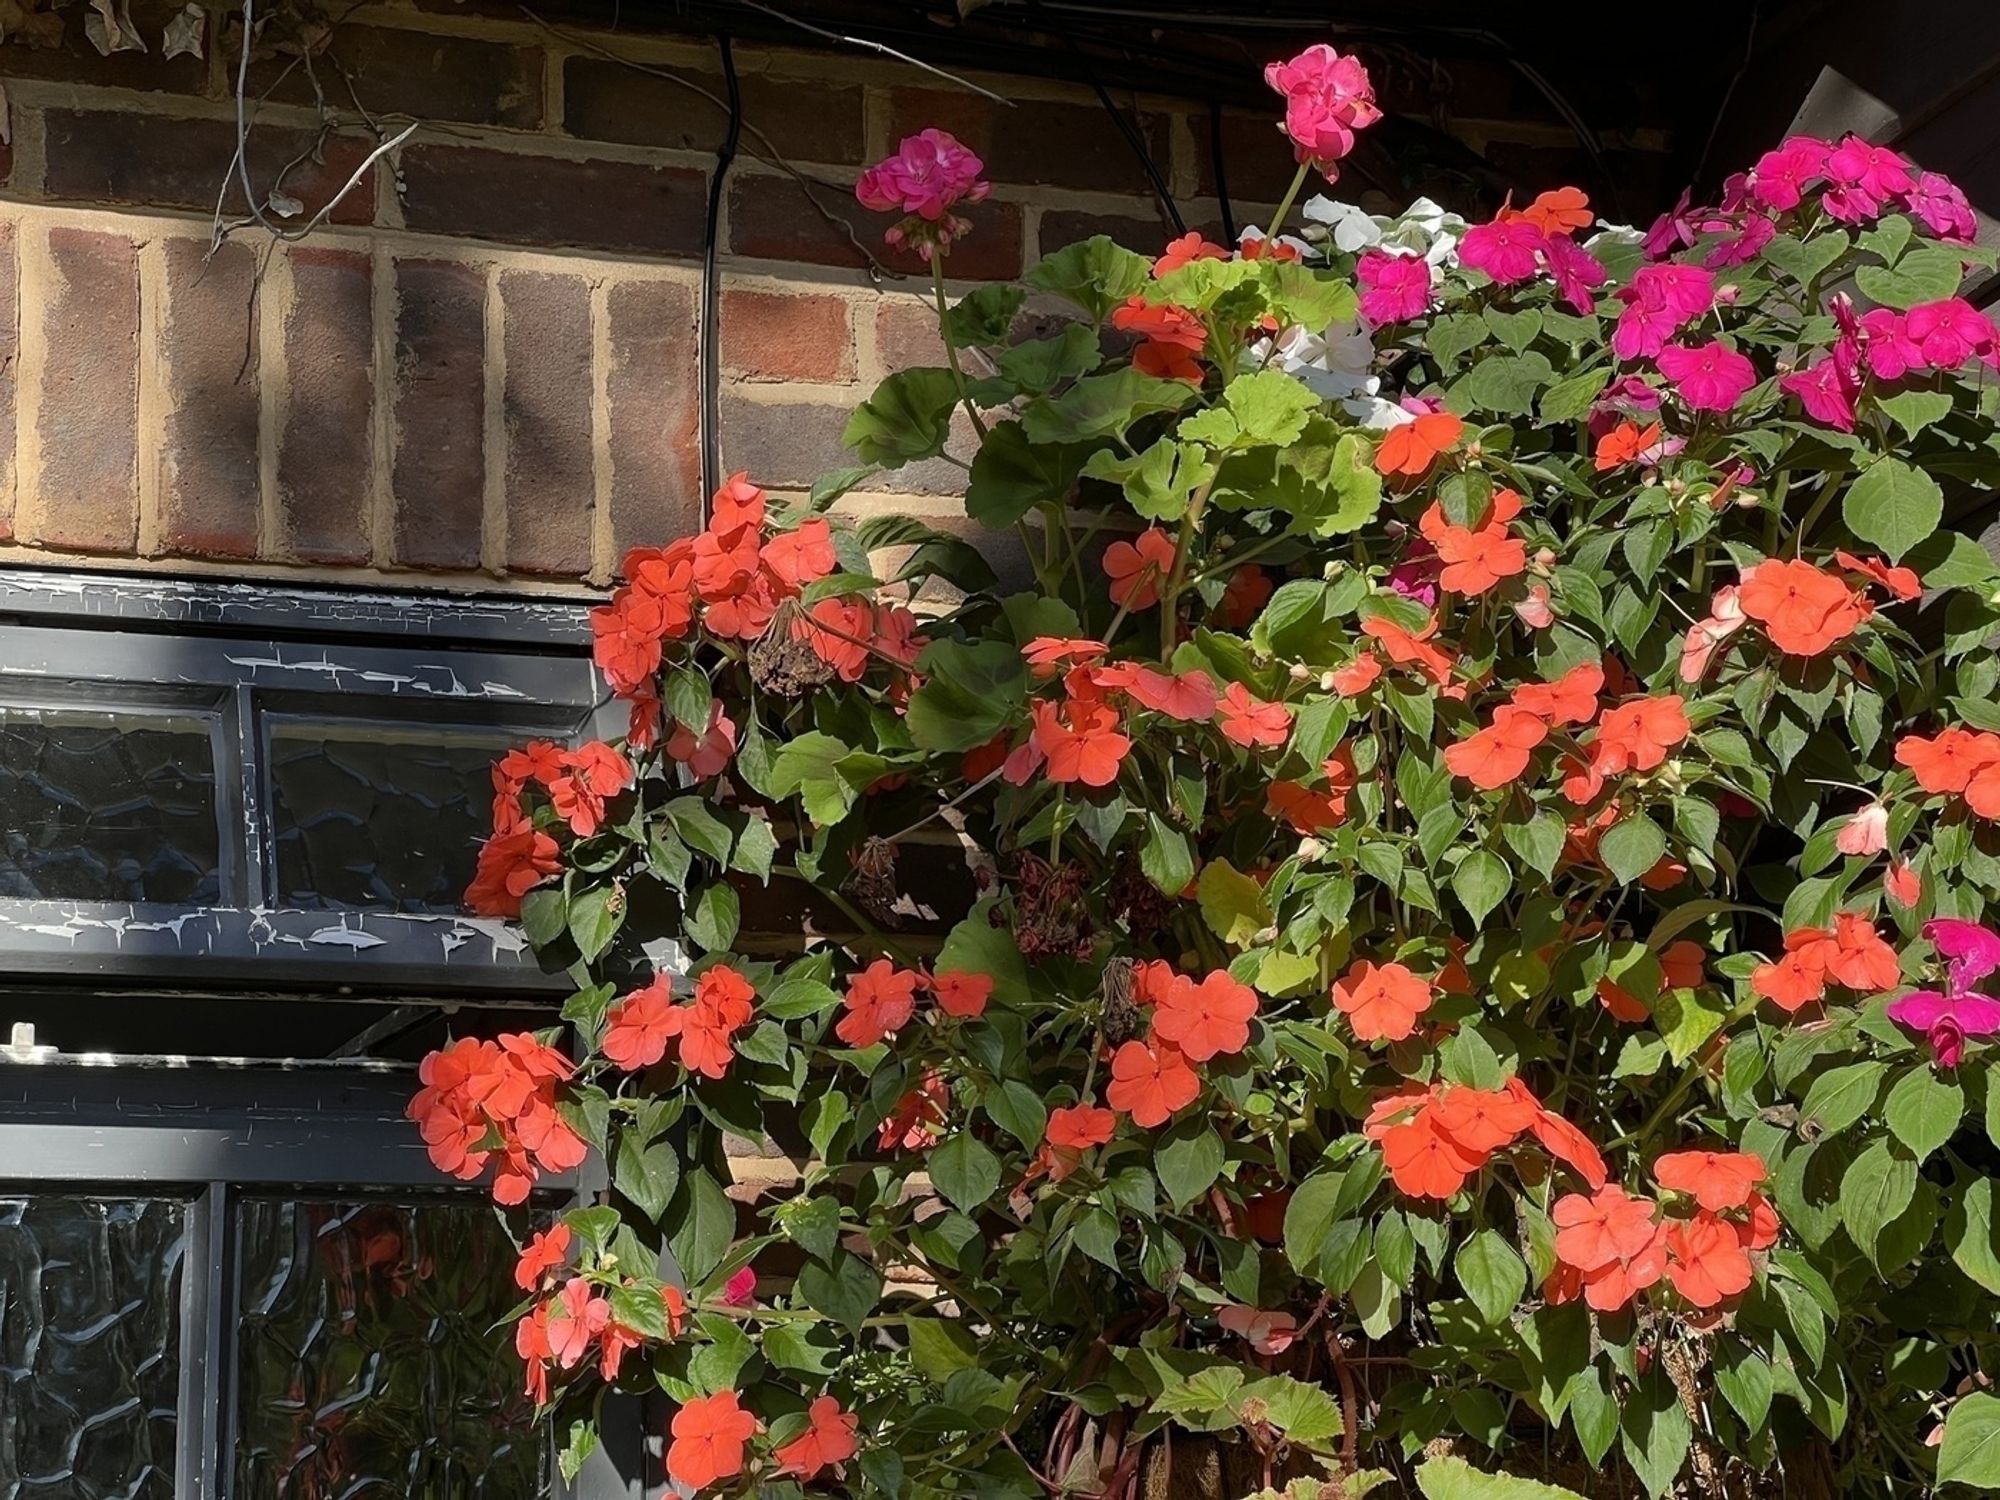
xmin=406 ymin=1034 xmax=587 ymax=1204
xmin=1263 ymin=43 xmax=1380 ymax=178
xmin=853 ymin=127 xmax=991 ymax=260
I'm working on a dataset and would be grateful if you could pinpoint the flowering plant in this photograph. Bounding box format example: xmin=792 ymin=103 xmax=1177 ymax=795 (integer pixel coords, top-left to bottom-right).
xmin=417 ymin=47 xmax=2000 ymax=1499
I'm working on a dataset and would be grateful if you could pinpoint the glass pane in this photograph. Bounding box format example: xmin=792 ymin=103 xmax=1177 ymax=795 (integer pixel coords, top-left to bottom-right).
xmin=232 ymin=1200 xmax=545 ymax=1499
xmin=0 ymin=1196 xmax=186 ymax=1500
xmin=267 ymin=726 xmax=518 ymax=912
xmin=0 ymin=708 xmax=221 ymax=902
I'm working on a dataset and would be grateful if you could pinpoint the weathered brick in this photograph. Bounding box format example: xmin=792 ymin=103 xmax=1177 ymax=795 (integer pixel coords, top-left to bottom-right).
xmin=1038 ymin=206 xmax=1175 ymax=259
xmin=252 ymin=26 xmax=543 ymax=128
xmin=391 ymin=258 xmax=486 ymax=571
xmin=606 ymin=279 xmax=700 ymax=558
xmin=0 ymin=0 xmax=208 ymax=96
xmin=873 ymin=297 xmax=946 ymax=373
xmin=500 ymin=270 xmax=594 ymax=576
xmin=0 ymin=222 xmax=15 ymax=541
xmin=728 ymin=172 xmax=1023 ymax=281
xmin=397 ymin=145 xmax=707 ymax=258
xmin=886 ymin=87 xmax=1177 ymax=195
xmin=1192 ymin=108 xmax=1301 ymax=204
xmin=35 ymin=227 xmax=139 ymax=553
xmin=158 ymin=238 xmax=260 ymax=558
xmin=278 ymin=245 xmax=374 ymax=565
xmin=720 ymin=288 xmax=852 ymax=383
xmin=42 ymin=110 xmax=378 ymax=225
xmin=720 ymin=397 xmax=966 ymax=496
xmin=563 ymin=58 xmax=864 ymax=165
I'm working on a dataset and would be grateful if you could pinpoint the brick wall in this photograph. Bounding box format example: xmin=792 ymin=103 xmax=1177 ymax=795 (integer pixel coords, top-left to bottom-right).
xmin=0 ymin=4 xmax=1678 ymax=593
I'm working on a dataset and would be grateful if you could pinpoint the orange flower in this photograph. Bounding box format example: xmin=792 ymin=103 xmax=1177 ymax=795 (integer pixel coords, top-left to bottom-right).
xmin=1215 ymin=682 xmax=1293 ymax=748
xmin=1331 ymin=959 xmax=1434 ymax=1043
xmin=667 ymin=1391 xmax=761 ymax=1492
xmin=1381 ymin=1111 xmax=1485 ymax=1199
xmin=879 ymin=1070 xmax=950 ymax=1152
xmin=1443 ymin=704 xmax=1549 ymax=789
xmin=1834 ymin=549 xmax=1921 ymax=602
xmin=1512 ymin=659 xmax=1603 ymax=727
xmin=1592 ymin=693 xmax=1690 ymax=776
xmin=1969 ymin=761 xmax=2000 ymax=820
xmin=1751 ymin=928 xmax=1832 ymax=1012
xmin=1106 ymin=1039 xmax=1200 ymax=1127
xmin=1117 ymin=665 xmax=1220 ymax=721
xmin=1886 ymin=857 xmax=1923 ymax=908
xmin=1360 ymin=612 xmax=1456 ymax=686
xmin=1593 ymin=419 xmax=1663 ymax=471
xmin=1662 ymin=1214 xmax=1754 ymax=1308
xmin=1553 ymin=1186 xmax=1660 ymax=1272
xmin=929 ymin=968 xmax=993 ymax=1018
xmin=1506 ymin=184 xmax=1593 ymax=236
xmin=836 ymin=959 xmax=921 ymax=1047
xmin=1047 ymin=1103 xmax=1117 ymax=1151
xmin=1738 ymin=1192 xmax=1782 ymax=1251
xmin=1524 ymin=1105 xmax=1610 ymax=1190
xmin=1595 ymin=975 xmax=1652 ymax=1023
xmin=1216 ymin=564 xmax=1274 ymax=629
xmin=1152 ymin=970 xmax=1259 ymax=1062
xmin=1653 ymin=1148 xmax=1766 ymax=1211
xmin=1372 ymin=412 xmax=1464 ymax=476
xmin=1577 ymin=1236 xmax=1667 ymax=1312
xmin=1154 ymin=231 xmax=1229 ymax=276
xmin=603 ymin=977 xmax=684 ymax=1072
xmin=1103 ymin=528 xmax=1179 ymax=610
xmin=1419 ymin=488 xmax=1527 ymax=596
xmin=1430 ymin=1085 xmax=1537 ymax=1152
xmin=1135 ymin=340 xmax=1205 ymax=384
xmin=1330 ymin=652 xmax=1382 ymax=697
xmin=1737 ymin=558 xmax=1869 ymax=656
xmin=1110 ymin=294 xmax=1206 ymax=350
xmin=1896 ymin=728 xmax=2000 ymax=795
xmin=1660 ymin=940 xmax=1707 ymax=990
xmin=1826 ymin=911 xmax=1900 ymax=991
xmin=774 ymin=1395 xmax=860 ymax=1480
xmin=514 ymin=1224 xmax=571 ymax=1292
xmin=1022 ymin=636 xmax=1108 ymax=678
xmin=1031 ymin=699 xmax=1131 ymax=788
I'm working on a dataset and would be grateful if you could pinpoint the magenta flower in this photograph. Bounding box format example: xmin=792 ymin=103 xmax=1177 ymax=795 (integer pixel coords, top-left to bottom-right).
xmin=1658 ymin=340 xmax=1757 ymax=412
xmin=1543 ymin=234 xmax=1607 ymax=314
xmin=1905 ymin=298 xmax=1998 ymax=369
xmin=1642 ymin=188 xmax=1696 ymax=259
xmin=1612 ymin=264 xmax=1715 ymax=361
xmin=1386 ymin=536 xmax=1442 ymax=608
xmin=855 ymin=129 xmax=990 ymax=220
xmin=1889 ymin=920 xmax=2000 ymax=1069
xmin=1748 ymin=137 xmax=1831 ymax=213
xmin=1263 ymin=44 xmax=1381 ymax=177
xmin=1355 ymin=249 xmax=1433 ymax=324
xmin=720 ymin=1266 xmax=758 ymax=1307
xmin=1907 ymin=171 xmax=1977 ymax=243
xmin=1460 ymin=219 xmax=1548 ymax=285
xmin=1859 ymin=308 xmax=1928 ymax=381
xmin=1828 ymin=135 xmax=1915 ymax=205
xmin=1930 ymin=918 xmax=2000 ymax=992
xmin=1587 ymin=374 xmax=1664 ymax=438
xmin=1704 ymin=213 xmax=1775 ymax=269
xmin=1780 ymin=355 xmax=1860 ymax=433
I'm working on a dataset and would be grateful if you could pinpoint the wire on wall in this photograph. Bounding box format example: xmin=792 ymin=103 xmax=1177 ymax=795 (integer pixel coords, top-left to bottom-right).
xmin=700 ymin=33 xmax=744 ymax=507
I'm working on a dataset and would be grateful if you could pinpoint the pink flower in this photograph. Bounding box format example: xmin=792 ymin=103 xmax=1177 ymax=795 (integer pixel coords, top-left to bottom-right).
xmin=1930 ymin=918 xmax=2000 ymax=993
xmin=1888 ymin=989 xmax=2000 ymax=1069
xmin=1679 ymin=583 xmax=1747 ymax=683
xmin=1749 ymin=137 xmax=1830 ymax=212
xmin=855 ymin=129 xmax=990 ymax=221
xmin=1218 ymin=1304 xmax=1300 ymax=1357
xmin=1658 ymin=340 xmax=1757 ymax=412
xmin=1860 ymin=308 xmax=1928 ymax=381
xmin=1612 ymin=263 xmax=1715 ymax=361
xmin=1835 ymin=802 xmax=1890 ymax=856
xmin=1907 ymin=171 xmax=1977 ymax=243
xmin=1356 ymin=249 xmax=1433 ymax=324
xmin=1542 ymin=233 xmax=1607 ymax=314
xmin=1263 ymin=44 xmax=1381 ymax=174
xmin=720 ymin=1267 xmax=758 ymax=1308
xmin=1905 ymin=298 xmax=1997 ymax=369
xmin=1704 ymin=214 xmax=1775 ymax=268
xmin=1588 ymin=374 xmax=1664 ymax=438
xmin=1514 ymin=583 xmax=1556 ymax=630
xmin=1460 ymin=219 xmax=1548 ymax=284
xmin=1387 ymin=535 xmax=1441 ymax=607
xmin=665 ymin=703 xmax=737 ymax=779
xmin=1780 ymin=355 xmax=1860 ymax=432
xmin=1643 ymin=188 xmax=1701 ymax=259
xmin=1824 ymin=134 xmax=1914 ymax=220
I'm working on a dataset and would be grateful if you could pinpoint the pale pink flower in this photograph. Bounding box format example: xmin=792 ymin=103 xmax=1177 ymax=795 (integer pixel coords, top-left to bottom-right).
xmin=1459 ymin=219 xmax=1548 ymax=284
xmin=1514 ymin=583 xmax=1556 ymax=630
xmin=1835 ymin=802 xmax=1890 ymax=857
xmin=1218 ymin=1304 xmax=1300 ymax=1357
xmin=1907 ymin=171 xmax=1977 ymax=243
xmin=1356 ymin=248 xmax=1433 ymax=324
xmin=1263 ymin=44 xmax=1381 ymax=174
xmin=1679 ymin=583 xmax=1747 ymax=683
xmin=1658 ymin=340 xmax=1758 ymax=412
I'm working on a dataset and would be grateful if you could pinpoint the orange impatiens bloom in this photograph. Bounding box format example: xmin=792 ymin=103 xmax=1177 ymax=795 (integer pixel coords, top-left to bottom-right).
xmin=1380 ymin=1111 xmax=1485 ymax=1199
xmin=1106 ymin=1039 xmax=1201 ymax=1127
xmin=1047 ymin=1103 xmax=1117 ymax=1152
xmin=1737 ymin=558 xmax=1870 ymax=656
xmin=1660 ymin=939 xmax=1708 ymax=990
xmin=1553 ymin=1186 xmax=1659 ymax=1272
xmin=1595 ymin=694 xmax=1691 ymax=774
xmin=667 ymin=1391 xmax=761 ymax=1492
xmin=835 ymin=959 xmax=921 ymax=1048
xmin=602 ymin=977 xmax=684 ymax=1073
xmin=1750 ymin=927 xmax=1833 ymax=1011
xmin=1835 ymin=549 xmax=1921 ymax=602
xmin=773 ymin=1395 xmax=861 ymax=1481
xmin=1505 ymin=184 xmax=1593 ymax=236
xmin=1330 ymin=652 xmax=1383 ymax=697
xmin=1030 ymin=699 xmax=1131 ymax=788
xmin=1512 ymin=659 xmax=1603 ymax=727
xmin=1102 ymin=527 xmax=1179 ymax=611
xmin=1373 ymin=411 xmax=1464 ymax=477
xmin=1331 ymin=958 xmax=1434 ymax=1043
xmin=1593 ymin=419 xmax=1662 ymax=471
xmin=514 ymin=1224 xmax=571 ymax=1293
xmin=1752 ymin=912 xmax=1899 ymax=1010
xmin=1429 ymin=1085 xmax=1537 ymax=1153
xmin=1896 ymin=727 xmax=2000 ymax=795
xmin=1022 ymin=636 xmax=1108 ymax=679
xmin=929 ymin=968 xmax=993 ymax=1019
xmin=1653 ymin=1148 xmax=1766 ymax=1212
xmin=1114 ymin=664 xmax=1220 ymax=722
xmin=1360 ymin=613 xmax=1457 ymax=687
xmin=1444 ymin=704 xmax=1549 ymax=790
xmin=1215 ymin=682 xmax=1294 ymax=749
xmin=1825 ymin=910 xmax=1902 ymax=991
xmin=1663 ymin=1214 xmax=1755 ymax=1308
xmin=1152 ymin=970 xmax=1259 ymax=1062
xmin=679 ymin=965 xmax=756 ymax=1080
xmin=1418 ymin=488 xmax=1528 ymax=596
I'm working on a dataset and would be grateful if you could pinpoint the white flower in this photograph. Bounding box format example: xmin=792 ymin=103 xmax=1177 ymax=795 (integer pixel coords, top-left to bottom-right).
xmin=1251 ymin=321 xmax=1388 ymax=426
xmin=1301 ymin=196 xmax=1382 ymax=253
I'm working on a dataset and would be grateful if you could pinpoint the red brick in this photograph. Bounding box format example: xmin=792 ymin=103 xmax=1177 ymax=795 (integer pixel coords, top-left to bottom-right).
xmin=1038 ymin=206 xmax=1176 ymax=259
xmin=606 ymin=280 xmax=700 ymax=558
xmin=391 ymin=258 xmax=486 ymax=571
xmin=563 ymin=57 xmax=864 ymax=165
xmin=158 ymin=238 xmax=260 ymax=559
xmin=720 ymin=397 xmax=966 ymax=497
xmin=720 ymin=289 xmax=852 ymax=383
xmin=42 ymin=110 xmax=377 ymax=225
xmin=1192 ymin=108 xmax=1302 ymax=204
xmin=278 ymin=246 xmax=374 ymax=565
xmin=500 ymin=270 xmax=593 ymax=576
xmin=251 ymin=26 xmax=543 ymax=128
xmin=873 ymin=298 xmax=947 ymax=373
xmin=0 ymin=0 xmax=208 ymax=96
xmin=35 ymin=227 xmax=139 ymax=553
xmin=728 ymin=172 xmax=1023 ymax=282
xmin=886 ymin=87 xmax=1178 ymax=196
xmin=0 ymin=222 xmax=14 ymax=541
xmin=397 ymin=145 xmax=707 ymax=258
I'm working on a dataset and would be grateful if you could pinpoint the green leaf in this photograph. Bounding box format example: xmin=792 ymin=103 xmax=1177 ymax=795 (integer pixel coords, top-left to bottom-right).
xmin=938 ymin=900 xmax=1030 ymax=1007
xmin=667 ymin=1168 xmax=735 ymax=1286
xmin=843 ymin=368 xmax=961 ymax=466
xmin=929 ymin=1132 xmax=1001 ymax=1214
xmin=1855 ymin=245 xmax=1966 ymax=309
xmin=1283 ymin=1170 xmax=1346 ymax=1278
xmin=766 ymin=732 xmax=884 ymax=827
xmin=776 ymin=1194 xmax=842 ymax=1263
xmin=1083 ymin=439 xmax=1217 ymax=522
xmin=906 ymin=638 xmax=1025 ymax=752
xmin=1877 ymin=388 xmax=1955 ymax=440
xmin=613 ymin=1129 xmax=680 ymax=1224
xmin=683 ymin=882 xmax=740 ymax=952
xmin=1021 ymin=367 xmax=1198 ymax=445
xmin=907 ymin=1318 xmax=982 ymax=1382
xmin=1140 ymin=813 xmax=1196 ymax=895
xmin=1939 ymin=1392 xmax=2000 ymax=1489
xmin=1417 ymin=1454 xmax=1587 ymax=1500
xmin=1456 ymin=1228 xmax=1527 ymax=1327
xmin=941 ymin=283 xmax=1025 ymax=346
xmin=1949 ymin=1175 xmax=2000 ymax=1295
xmin=983 ymin=1079 xmax=1047 ymax=1149
xmin=1619 ymin=1367 xmax=1692 ymax=1500
xmin=1840 ymin=1136 xmax=1918 ymax=1264
xmin=1800 ymin=1059 xmax=1885 ymax=1137
xmin=966 ymin=419 xmax=1094 ymax=528
xmin=1654 ymin=986 xmax=1731 ymax=1066
xmin=1258 ymin=258 xmax=1357 ymax=333
xmin=519 ymin=887 xmax=565 ymax=948
xmin=1843 ymin=456 xmax=1943 ymax=562
xmin=1217 ymin=369 xmax=1323 ymax=448
xmin=1912 ymin=529 xmax=2000 ymax=591
xmin=567 ymin=884 xmax=623 ymax=962
xmin=1484 ymin=306 xmax=1543 ymax=353
xmin=1026 ymin=235 xmax=1151 ymax=321
xmin=1502 ymin=811 xmax=1567 ymax=882
xmin=1241 ymin=1373 xmax=1344 ymax=1445
xmin=1567 ymin=1364 xmax=1618 ymax=1465
xmin=1155 ymin=1120 xmax=1224 ymax=1209
xmin=996 ymin=323 xmax=1103 ymax=393
xmin=796 ymin=1251 xmax=881 ymax=1331
xmin=1451 ymin=849 xmax=1512 ymax=927
xmin=1884 ymin=1066 xmax=1964 ymax=1162
xmin=1597 ymin=814 xmax=1667 ymax=886
xmin=1539 ymin=367 xmax=1611 ymax=423
xmin=1197 ymin=859 xmax=1273 ymax=947
xmin=1714 ymin=1341 xmax=1774 ymax=1432
xmin=1460 ymin=351 xmax=1554 ymax=417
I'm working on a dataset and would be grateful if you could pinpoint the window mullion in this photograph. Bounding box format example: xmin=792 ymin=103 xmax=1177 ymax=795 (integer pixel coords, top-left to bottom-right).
xmin=230 ymin=684 xmax=268 ymax=910
xmin=175 ymin=1183 xmax=233 ymax=1499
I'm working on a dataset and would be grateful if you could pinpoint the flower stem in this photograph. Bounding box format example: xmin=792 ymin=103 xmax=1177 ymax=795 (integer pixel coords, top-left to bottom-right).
xmin=1266 ymin=159 xmax=1312 ymax=246
xmin=933 ymin=256 xmax=988 ymax=439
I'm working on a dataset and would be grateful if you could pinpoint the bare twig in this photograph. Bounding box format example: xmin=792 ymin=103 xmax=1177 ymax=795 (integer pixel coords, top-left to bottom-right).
xmin=727 ymin=0 xmax=1014 ymax=106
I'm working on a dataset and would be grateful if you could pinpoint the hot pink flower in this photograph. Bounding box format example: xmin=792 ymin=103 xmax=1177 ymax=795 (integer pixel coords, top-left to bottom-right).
xmin=1822 ymin=134 xmax=1914 ymax=224
xmin=1860 ymin=308 xmax=1928 ymax=381
xmin=855 ymin=129 xmax=990 ymax=221
xmin=1612 ymin=264 xmax=1714 ymax=360
xmin=1356 ymin=249 xmax=1433 ymax=324
xmin=1907 ymin=171 xmax=1977 ymax=243
xmin=1658 ymin=340 xmax=1758 ymax=412
xmin=1704 ymin=213 xmax=1775 ymax=268
xmin=1748 ymin=137 xmax=1830 ymax=212
xmin=1643 ymin=188 xmax=1697 ymax=258
xmin=1780 ymin=355 xmax=1860 ymax=432
xmin=1543 ymin=233 xmax=1607 ymax=314
xmin=1263 ymin=44 xmax=1381 ymax=174
xmin=1905 ymin=298 xmax=1998 ymax=369
xmin=1460 ymin=219 xmax=1548 ymax=284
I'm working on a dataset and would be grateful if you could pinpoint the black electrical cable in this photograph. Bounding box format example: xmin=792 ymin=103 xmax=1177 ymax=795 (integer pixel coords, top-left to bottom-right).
xmin=1207 ymin=100 xmax=1237 ymax=245
xmin=700 ymin=32 xmax=743 ymax=507
xmin=1083 ymin=68 xmax=1185 ymax=235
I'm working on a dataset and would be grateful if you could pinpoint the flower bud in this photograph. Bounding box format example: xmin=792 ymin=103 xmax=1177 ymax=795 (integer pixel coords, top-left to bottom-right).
xmin=1322 ymin=561 xmax=1341 ymax=581
xmin=1298 ymin=837 xmax=1327 ymax=861
xmin=1717 ymin=284 xmax=1740 ymax=305
xmin=1319 ymin=670 xmax=1339 ymax=692
xmin=1665 ymin=479 xmax=1686 ymax=497
xmin=1734 ymin=490 xmax=1762 ymax=510
xmin=1466 ymin=441 xmax=1483 ymax=460
xmin=1254 ymin=925 xmax=1279 ymax=946
xmin=1533 ymin=547 xmax=1558 ymax=570
xmin=1290 ymin=662 xmax=1313 ymax=682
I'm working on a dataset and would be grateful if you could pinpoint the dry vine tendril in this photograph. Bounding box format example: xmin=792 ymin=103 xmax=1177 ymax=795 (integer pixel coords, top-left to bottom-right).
xmin=411 ymin=44 xmax=2000 ymax=1500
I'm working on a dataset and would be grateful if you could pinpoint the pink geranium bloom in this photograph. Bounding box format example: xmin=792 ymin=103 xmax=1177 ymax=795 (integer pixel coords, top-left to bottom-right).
xmin=1658 ymin=341 xmax=1758 ymax=412
xmin=1859 ymin=308 xmax=1928 ymax=381
xmin=1460 ymin=219 xmax=1548 ymax=284
xmin=1780 ymin=355 xmax=1860 ymax=432
xmin=1263 ymin=43 xmax=1380 ymax=174
xmin=1704 ymin=213 xmax=1775 ymax=268
xmin=1905 ymin=298 xmax=1998 ymax=369
xmin=855 ymin=129 xmax=990 ymax=221
xmin=1907 ymin=171 xmax=1977 ymax=243
xmin=1543 ymin=233 xmax=1607 ymax=313
xmin=1835 ymin=802 xmax=1890 ymax=856
xmin=1356 ymin=249 xmax=1433 ymax=324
